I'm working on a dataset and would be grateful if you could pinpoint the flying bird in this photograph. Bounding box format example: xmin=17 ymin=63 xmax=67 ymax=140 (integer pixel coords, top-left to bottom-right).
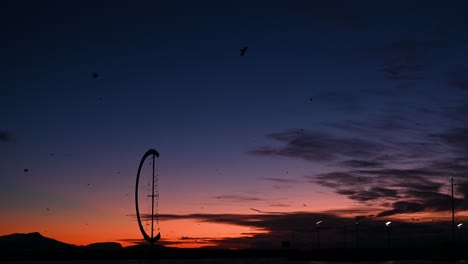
xmin=92 ymin=72 xmax=99 ymax=78
xmin=24 ymin=169 xmax=28 ymax=173
xmin=240 ymin=46 xmax=248 ymax=56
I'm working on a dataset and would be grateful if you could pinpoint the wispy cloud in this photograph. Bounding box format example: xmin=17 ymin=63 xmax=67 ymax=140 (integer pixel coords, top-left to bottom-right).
xmin=212 ymin=195 xmax=265 ymax=203
xmin=248 ymin=130 xmax=384 ymax=162
xmin=0 ymin=130 xmax=13 ymax=142
xmin=249 ymin=113 xmax=468 ymax=218
xmin=313 ymin=165 xmax=468 ymax=216
xmin=339 ymin=160 xmax=383 ymax=168
xmin=258 ymin=177 xmax=300 ymax=183
xmin=369 ymin=40 xmax=451 ymax=81
xmin=125 ymin=211 xmax=465 ymax=248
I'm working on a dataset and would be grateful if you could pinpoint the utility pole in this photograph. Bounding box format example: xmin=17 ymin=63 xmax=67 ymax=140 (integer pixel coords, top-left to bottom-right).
xmin=356 ymin=221 xmax=359 ymax=248
xmin=343 ymin=225 xmax=347 ymax=248
xmin=451 ymin=177 xmax=455 ymax=244
xmin=316 ymin=221 xmax=322 ymax=249
xmin=386 ymin=222 xmax=391 ymax=248
xmin=317 ymin=225 xmax=320 ymax=249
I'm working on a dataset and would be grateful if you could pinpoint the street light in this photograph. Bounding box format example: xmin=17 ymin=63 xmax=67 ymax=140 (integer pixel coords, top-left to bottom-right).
xmin=343 ymin=225 xmax=347 ymax=248
xmin=355 ymin=221 xmax=360 ymax=248
xmin=458 ymin=223 xmax=463 ymax=244
xmin=386 ymin=221 xmax=392 ymax=248
xmin=316 ymin=221 xmax=323 ymax=249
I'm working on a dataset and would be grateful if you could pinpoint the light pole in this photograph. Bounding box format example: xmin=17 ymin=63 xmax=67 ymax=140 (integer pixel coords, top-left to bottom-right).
xmin=458 ymin=223 xmax=463 ymax=244
xmin=355 ymin=221 xmax=359 ymax=249
xmin=343 ymin=225 xmax=347 ymax=248
xmin=386 ymin=221 xmax=392 ymax=248
xmin=451 ymin=178 xmax=455 ymax=244
xmin=316 ymin=221 xmax=323 ymax=249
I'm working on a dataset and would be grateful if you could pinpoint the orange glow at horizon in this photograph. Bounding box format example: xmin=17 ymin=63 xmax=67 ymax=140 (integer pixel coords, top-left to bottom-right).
xmin=3 ymin=207 xmax=468 ymax=248
xmin=2 ymin=169 xmax=467 ymax=249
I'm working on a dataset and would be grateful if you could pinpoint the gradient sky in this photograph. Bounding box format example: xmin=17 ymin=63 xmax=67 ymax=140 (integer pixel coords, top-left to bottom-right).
xmin=2 ymin=0 xmax=468 ymax=249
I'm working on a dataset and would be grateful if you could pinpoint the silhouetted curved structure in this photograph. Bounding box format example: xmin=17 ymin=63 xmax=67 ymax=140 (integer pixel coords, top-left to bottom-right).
xmin=135 ymin=149 xmax=160 ymax=244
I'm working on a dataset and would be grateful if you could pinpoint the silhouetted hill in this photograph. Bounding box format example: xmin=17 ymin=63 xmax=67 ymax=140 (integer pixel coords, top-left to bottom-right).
xmin=0 ymin=232 xmax=170 ymax=260
xmin=0 ymin=232 xmax=76 ymax=259
xmin=85 ymin=242 xmax=122 ymax=251
xmin=0 ymin=232 xmax=75 ymax=250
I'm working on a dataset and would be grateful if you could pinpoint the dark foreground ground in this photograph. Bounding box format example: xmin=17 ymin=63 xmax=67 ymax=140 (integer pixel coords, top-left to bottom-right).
xmin=1 ymin=233 xmax=466 ymax=261
xmin=2 ymin=246 xmax=467 ymax=261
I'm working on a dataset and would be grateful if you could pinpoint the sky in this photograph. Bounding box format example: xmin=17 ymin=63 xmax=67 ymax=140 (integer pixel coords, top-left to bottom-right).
xmin=1 ymin=0 xmax=468 ymax=249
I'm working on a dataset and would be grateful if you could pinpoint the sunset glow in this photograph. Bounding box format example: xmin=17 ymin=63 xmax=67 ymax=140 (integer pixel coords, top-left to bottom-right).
xmin=2 ymin=0 xmax=468 ymax=250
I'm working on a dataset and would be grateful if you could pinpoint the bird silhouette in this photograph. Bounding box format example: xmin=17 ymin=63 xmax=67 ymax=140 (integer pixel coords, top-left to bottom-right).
xmin=24 ymin=169 xmax=28 ymax=173
xmin=240 ymin=46 xmax=248 ymax=56
xmin=92 ymin=72 xmax=99 ymax=78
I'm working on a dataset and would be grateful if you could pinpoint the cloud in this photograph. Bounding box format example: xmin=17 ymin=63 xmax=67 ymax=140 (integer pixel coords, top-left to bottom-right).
xmin=376 ymin=201 xmax=425 ymax=217
xmin=258 ymin=177 xmax=300 ymax=190
xmin=369 ymin=40 xmax=451 ymax=81
xmin=248 ymin=130 xmax=384 ymax=162
xmin=126 ymin=211 xmax=464 ymax=248
xmin=441 ymin=103 xmax=468 ymax=123
xmin=258 ymin=177 xmax=300 ymax=183
xmin=212 ymin=195 xmax=265 ymax=203
xmin=0 ymin=130 xmax=13 ymax=142
xmin=271 ymin=185 xmax=293 ymax=190
xmin=278 ymin=0 xmax=362 ymax=26
xmin=449 ymin=79 xmax=468 ymax=91
xmin=446 ymin=69 xmax=468 ymax=91
xmin=314 ymin=165 xmax=468 ymax=216
xmin=308 ymin=91 xmax=361 ymax=112
xmin=310 ymin=171 xmax=373 ymax=188
xmin=430 ymin=127 xmax=468 ymax=152
xmin=250 ymin=123 xmax=468 ymax=218
xmin=325 ymin=115 xmax=425 ymax=139
xmin=340 ymin=159 xmax=383 ymax=168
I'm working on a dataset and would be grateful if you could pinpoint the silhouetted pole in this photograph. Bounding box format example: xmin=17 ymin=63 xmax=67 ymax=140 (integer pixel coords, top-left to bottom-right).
xmin=317 ymin=226 xmax=320 ymax=248
xmin=343 ymin=225 xmax=347 ymax=248
xmin=458 ymin=223 xmax=463 ymax=245
xmin=451 ymin=178 xmax=455 ymax=244
xmin=386 ymin=221 xmax=391 ymax=248
xmin=151 ymin=154 xmax=155 ymax=239
xmin=316 ymin=221 xmax=322 ymax=249
xmin=356 ymin=221 xmax=359 ymax=248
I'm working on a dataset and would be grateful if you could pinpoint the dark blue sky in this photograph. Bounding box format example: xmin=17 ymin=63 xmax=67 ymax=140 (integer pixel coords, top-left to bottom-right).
xmin=1 ymin=0 xmax=468 ymax=248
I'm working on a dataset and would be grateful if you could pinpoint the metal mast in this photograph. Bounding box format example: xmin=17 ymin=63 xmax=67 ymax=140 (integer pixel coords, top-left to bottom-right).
xmin=451 ymin=177 xmax=455 ymax=244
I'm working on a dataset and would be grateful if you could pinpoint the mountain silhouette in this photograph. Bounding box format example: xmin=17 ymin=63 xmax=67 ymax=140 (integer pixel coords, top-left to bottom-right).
xmin=0 ymin=232 xmax=75 ymax=251
xmin=86 ymin=242 xmax=122 ymax=251
xmin=0 ymin=232 xmax=167 ymax=260
xmin=0 ymin=232 xmax=77 ymax=260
